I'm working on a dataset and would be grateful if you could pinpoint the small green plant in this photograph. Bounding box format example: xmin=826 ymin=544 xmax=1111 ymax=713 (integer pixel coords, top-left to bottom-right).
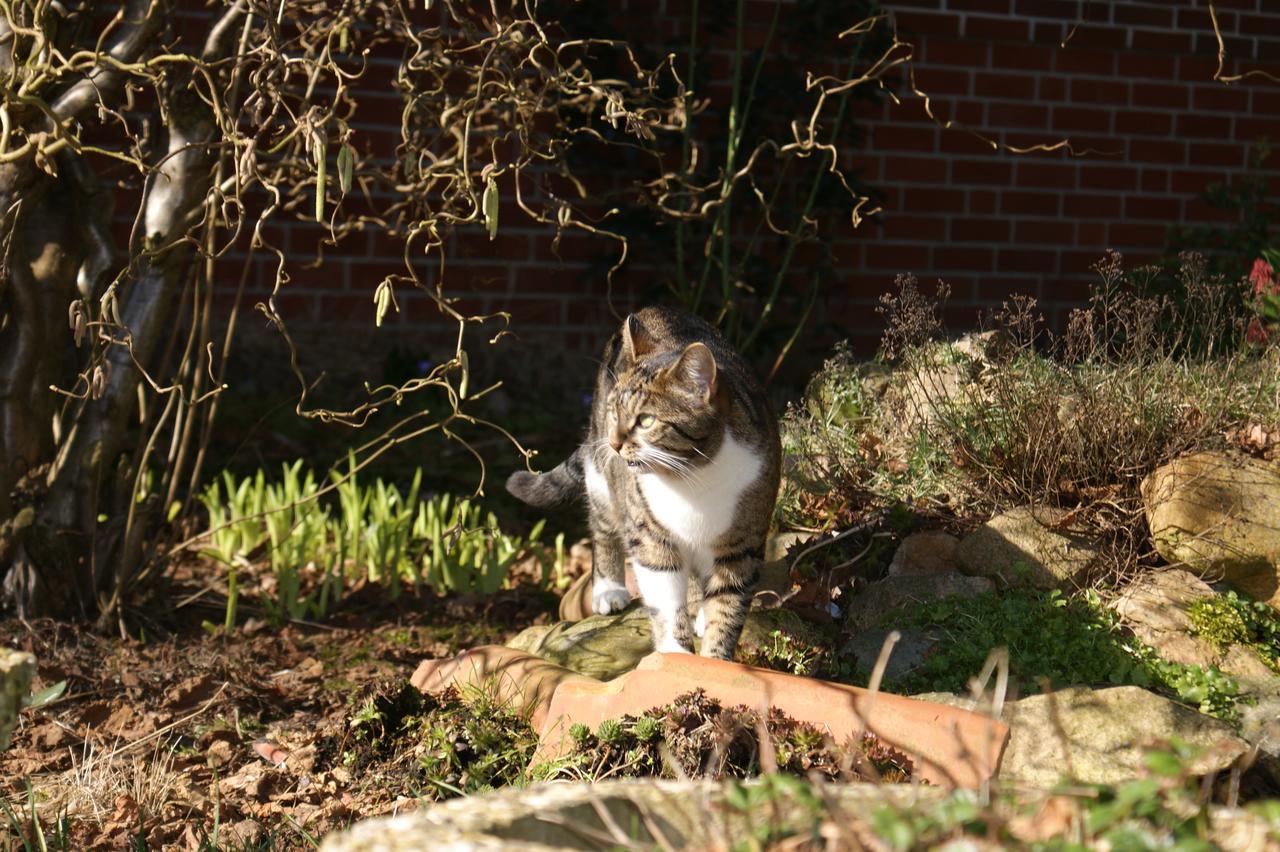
xmin=1188 ymin=590 xmax=1280 ymax=671
xmin=199 ymin=461 xmax=552 ymax=625
xmin=877 ymin=589 xmax=1245 ymax=721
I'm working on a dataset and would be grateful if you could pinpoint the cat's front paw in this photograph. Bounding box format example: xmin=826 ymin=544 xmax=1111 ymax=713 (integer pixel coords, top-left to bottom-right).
xmin=694 ymin=607 xmax=707 ymax=637
xmin=592 ymin=578 xmax=632 ymax=615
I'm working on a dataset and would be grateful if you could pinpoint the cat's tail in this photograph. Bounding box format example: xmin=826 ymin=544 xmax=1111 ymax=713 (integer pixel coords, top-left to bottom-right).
xmin=505 ymin=447 xmax=585 ymax=508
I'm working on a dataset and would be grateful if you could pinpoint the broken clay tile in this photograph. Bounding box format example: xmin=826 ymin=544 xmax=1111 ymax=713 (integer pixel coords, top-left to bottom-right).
xmin=535 ymin=652 xmax=1009 ymax=790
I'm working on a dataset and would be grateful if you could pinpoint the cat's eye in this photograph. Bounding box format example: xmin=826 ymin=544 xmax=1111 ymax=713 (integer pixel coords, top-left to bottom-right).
xmin=636 ymin=414 xmax=656 ymax=428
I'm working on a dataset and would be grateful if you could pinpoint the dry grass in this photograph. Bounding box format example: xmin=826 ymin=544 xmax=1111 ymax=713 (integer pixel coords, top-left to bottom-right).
xmin=780 ymin=252 xmax=1280 ymax=582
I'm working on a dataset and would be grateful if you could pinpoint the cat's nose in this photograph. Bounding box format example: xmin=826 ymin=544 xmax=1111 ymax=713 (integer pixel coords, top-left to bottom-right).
xmin=609 ymin=434 xmax=624 ymax=453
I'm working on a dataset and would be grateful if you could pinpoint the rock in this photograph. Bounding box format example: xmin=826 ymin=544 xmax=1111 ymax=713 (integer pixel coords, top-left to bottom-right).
xmin=556 ymin=572 xmax=591 ymax=622
xmin=513 ymin=607 xmax=823 ymax=681
xmin=887 ymin=530 xmax=961 ymax=576
xmin=1 ymin=649 xmax=35 ymax=752
xmin=956 ymin=506 xmax=1102 ymax=590
xmin=538 ymin=652 xmax=1008 ymax=790
xmin=1240 ymin=691 xmax=1280 ymax=787
xmin=766 ymin=530 xmax=815 ymax=563
xmin=997 ymin=686 xmax=1247 ymax=788
xmin=912 ymin=686 xmax=1249 ymax=788
xmin=318 ymin=779 xmax=946 ymax=851
xmin=845 ymin=573 xmax=995 ymax=633
xmin=410 ymin=646 xmax=595 ymax=731
xmin=1143 ymin=451 xmax=1280 ymax=611
xmin=842 ymin=628 xmax=938 ymax=681
xmin=1111 ymin=570 xmax=1221 ymax=668
xmin=507 ymin=605 xmax=653 ymax=681
xmin=1111 ymin=570 xmax=1279 ymax=690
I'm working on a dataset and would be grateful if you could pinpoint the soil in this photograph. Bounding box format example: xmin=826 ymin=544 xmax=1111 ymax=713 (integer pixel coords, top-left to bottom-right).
xmin=1 ymin=584 xmax=558 ymax=850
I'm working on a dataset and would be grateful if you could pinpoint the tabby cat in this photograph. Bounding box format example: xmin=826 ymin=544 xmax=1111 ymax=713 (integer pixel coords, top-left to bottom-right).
xmin=506 ymin=307 xmax=780 ymax=659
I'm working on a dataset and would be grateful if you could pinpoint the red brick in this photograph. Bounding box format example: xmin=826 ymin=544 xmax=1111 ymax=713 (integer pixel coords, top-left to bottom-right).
xmin=1066 ymin=24 xmax=1126 ymax=51
xmin=1189 ymin=143 xmax=1246 ymax=168
xmin=1014 ymin=219 xmax=1066 ymax=244
xmin=998 ymin=248 xmax=1058 ymax=272
xmin=951 ymin=158 xmax=1014 ymax=185
xmin=893 ymin=10 xmax=962 ymax=36
xmin=866 ymin=243 xmax=931 ymax=270
xmin=1170 ymin=170 xmax=1222 ymax=194
xmin=911 ymin=66 xmax=972 ymax=96
xmin=1032 ymin=20 xmax=1064 ymax=44
xmin=952 ymin=217 xmax=1009 ymax=242
xmin=1124 ymin=196 xmax=1182 ymax=220
xmin=948 ymin=0 xmax=1011 ymax=11
xmin=970 ymin=190 xmax=998 ymax=214
xmin=935 ymin=247 xmax=994 ymax=271
xmin=940 ymin=130 xmax=1000 ymax=156
xmin=1017 ymin=162 xmax=1078 ymax=188
xmin=1052 ymin=106 xmax=1112 ymax=133
xmin=1055 ymin=48 xmax=1117 ymax=75
xmin=882 ymin=215 xmax=947 ymax=241
xmin=1175 ymin=113 xmax=1228 ymax=139
xmin=925 ymin=38 xmax=990 ymax=67
xmin=1001 ymin=191 xmax=1059 ymax=215
xmin=1237 ymin=117 xmax=1280 ymax=141
xmin=1077 ymin=222 xmax=1107 ymax=246
xmin=1039 ymin=76 xmax=1068 ymax=101
xmin=1140 ymin=169 xmax=1169 ymax=193
xmin=988 ymin=102 xmax=1050 ymax=128
xmin=875 ymin=124 xmax=941 ymax=152
xmin=1117 ymin=54 xmax=1178 ymax=80
xmin=965 ymin=15 xmax=1030 ymax=41
xmin=1185 ymin=198 xmax=1246 ymax=224
xmin=1081 ymin=166 xmax=1138 ymax=190
xmin=1115 ymin=110 xmax=1173 ymax=136
xmin=1132 ymin=83 xmax=1189 ymax=110
xmin=1178 ymin=57 xmax=1221 ymax=83
xmin=1132 ymin=29 xmax=1193 ymax=53
xmin=1128 ymin=139 xmax=1187 ymax=165
xmin=902 ymin=187 xmax=966 ymax=213
xmin=1014 ymin=0 xmax=1078 ymax=18
xmin=1241 ymin=14 xmax=1280 ymax=38
xmin=975 ymin=72 xmax=1036 ymax=99
xmin=1113 ymin=4 xmax=1173 ymax=27
xmin=885 ymin=155 xmax=949 ymax=182
xmin=1070 ymin=78 xmax=1129 ymax=105
xmin=1108 ymin=223 xmax=1166 ymax=247
xmin=991 ymin=43 xmax=1053 ymax=71
xmin=1063 ymin=193 xmax=1121 ymax=218
xmin=1192 ymin=86 xmax=1251 ymax=112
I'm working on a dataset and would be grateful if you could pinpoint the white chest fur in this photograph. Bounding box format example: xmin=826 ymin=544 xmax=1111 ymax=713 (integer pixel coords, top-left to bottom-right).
xmin=638 ymin=433 xmax=762 ymax=556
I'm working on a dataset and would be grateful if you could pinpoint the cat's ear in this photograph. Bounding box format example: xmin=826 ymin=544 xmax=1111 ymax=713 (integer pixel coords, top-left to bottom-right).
xmin=621 ymin=314 xmax=656 ymax=360
xmin=670 ymin=342 xmax=717 ymax=401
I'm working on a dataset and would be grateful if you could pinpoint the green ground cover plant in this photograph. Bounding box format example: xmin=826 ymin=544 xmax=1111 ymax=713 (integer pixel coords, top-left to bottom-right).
xmin=879 ymin=590 xmax=1245 ymax=721
xmin=199 ymin=461 xmax=560 ymax=626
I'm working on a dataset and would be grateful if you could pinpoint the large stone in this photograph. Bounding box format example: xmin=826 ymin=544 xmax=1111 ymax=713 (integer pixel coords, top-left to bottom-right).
xmin=1143 ymin=451 xmax=1280 ymax=611
xmin=956 ymin=506 xmax=1102 ymax=590
xmin=996 ymin=686 xmax=1247 ymax=788
xmin=1 ymin=649 xmax=35 ymax=752
xmin=845 ymin=572 xmax=995 ymax=633
xmin=1111 ymin=569 xmax=1279 ymax=689
xmin=510 ymin=606 xmax=826 ymax=682
xmin=887 ymin=530 xmax=961 ymax=576
xmin=842 ymin=628 xmax=938 ymax=682
xmin=318 ymin=779 xmax=946 ymax=851
xmin=507 ymin=605 xmax=653 ymax=681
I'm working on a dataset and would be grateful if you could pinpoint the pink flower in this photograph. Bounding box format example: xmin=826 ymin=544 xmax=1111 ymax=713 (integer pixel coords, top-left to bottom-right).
xmin=1251 ymin=258 xmax=1277 ymax=296
xmin=1247 ymin=317 xmax=1270 ymax=345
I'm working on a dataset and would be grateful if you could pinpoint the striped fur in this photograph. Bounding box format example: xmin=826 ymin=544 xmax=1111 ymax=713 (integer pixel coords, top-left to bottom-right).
xmin=506 ymin=307 xmax=781 ymax=660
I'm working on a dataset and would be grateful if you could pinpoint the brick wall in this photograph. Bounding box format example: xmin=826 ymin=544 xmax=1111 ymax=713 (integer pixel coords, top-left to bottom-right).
xmin=219 ymin=0 xmax=1279 ymax=364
